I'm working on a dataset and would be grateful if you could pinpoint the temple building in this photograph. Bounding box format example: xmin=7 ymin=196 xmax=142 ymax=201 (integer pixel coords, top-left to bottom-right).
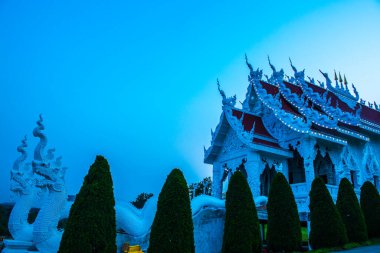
xmin=204 ymin=56 xmax=380 ymax=213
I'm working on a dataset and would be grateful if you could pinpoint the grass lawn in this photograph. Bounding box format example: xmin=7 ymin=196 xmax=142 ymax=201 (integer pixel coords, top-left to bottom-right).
xmin=309 ymin=238 xmax=380 ymax=253
xmin=262 ymin=224 xmax=309 ymax=242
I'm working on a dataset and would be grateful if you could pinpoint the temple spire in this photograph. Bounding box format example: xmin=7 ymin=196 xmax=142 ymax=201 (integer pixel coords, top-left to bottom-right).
xmin=339 ymin=72 xmax=344 ymax=89
xmin=334 ymin=70 xmax=339 ymax=88
xmin=344 ymin=75 xmax=349 ymax=91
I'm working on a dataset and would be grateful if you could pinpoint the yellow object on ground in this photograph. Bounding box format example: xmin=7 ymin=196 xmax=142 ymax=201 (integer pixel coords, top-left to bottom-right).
xmin=122 ymin=243 xmax=144 ymax=253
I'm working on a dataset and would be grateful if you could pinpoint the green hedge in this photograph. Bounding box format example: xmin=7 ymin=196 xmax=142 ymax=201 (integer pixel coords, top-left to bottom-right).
xmin=336 ymin=178 xmax=367 ymax=243
xmin=148 ymin=169 xmax=194 ymax=253
xmin=360 ymin=181 xmax=380 ymax=239
xmin=222 ymin=171 xmax=261 ymax=253
xmin=309 ymin=177 xmax=348 ymax=249
xmin=267 ymin=172 xmax=301 ymax=251
xmin=58 ymin=156 xmax=116 ymax=253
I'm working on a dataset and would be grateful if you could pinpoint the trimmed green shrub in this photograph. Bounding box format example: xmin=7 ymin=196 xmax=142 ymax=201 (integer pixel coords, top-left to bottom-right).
xmin=58 ymin=156 xmax=116 ymax=253
xmin=222 ymin=171 xmax=261 ymax=253
xmin=148 ymin=169 xmax=194 ymax=253
xmin=336 ymin=178 xmax=367 ymax=242
xmin=267 ymin=172 xmax=301 ymax=252
xmin=0 ymin=204 xmax=12 ymax=237
xmin=130 ymin=192 xmax=153 ymax=209
xmin=360 ymin=181 xmax=380 ymax=238
xmin=309 ymin=177 xmax=348 ymax=249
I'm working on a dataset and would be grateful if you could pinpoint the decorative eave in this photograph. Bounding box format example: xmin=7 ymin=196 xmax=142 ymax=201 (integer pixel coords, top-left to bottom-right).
xmin=361 ymin=119 xmax=380 ymax=131
xmin=204 ymin=112 xmax=230 ymax=164
xmin=300 ymin=80 xmax=361 ymax=126
xmin=224 ymin=107 xmax=293 ymax=158
xmin=279 ymin=80 xmax=338 ymax=129
xmin=359 ymin=122 xmax=380 ymax=135
xmin=279 ymin=79 xmax=370 ymax=142
xmin=204 ymin=105 xmax=293 ymax=164
xmin=245 ymin=57 xmax=373 ymax=146
xmin=309 ymin=130 xmax=347 ymax=145
xmin=251 ymin=78 xmax=311 ymax=134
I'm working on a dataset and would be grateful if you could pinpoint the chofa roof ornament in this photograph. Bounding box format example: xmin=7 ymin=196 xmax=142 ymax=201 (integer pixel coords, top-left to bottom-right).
xmin=267 ymin=56 xmax=284 ymax=85
xmin=289 ymin=58 xmax=305 ymax=83
xmin=217 ymin=79 xmax=236 ymax=107
xmin=245 ymin=54 xmax=262 ymax=81
xmin=320 ymin=70 xmax=359 ymax=102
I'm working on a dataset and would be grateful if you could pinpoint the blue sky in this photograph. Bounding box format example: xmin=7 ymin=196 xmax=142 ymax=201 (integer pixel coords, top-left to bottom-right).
xmin=1 ymin=0 xmax=379 ymax=203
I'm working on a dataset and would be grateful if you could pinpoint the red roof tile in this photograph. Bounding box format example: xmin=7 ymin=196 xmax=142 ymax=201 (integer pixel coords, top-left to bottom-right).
xmin=305 ymin=82 xmax=358 ymax=114
xmin=361 ymin=105 xmax=380 ymax=126
xmin=232 ymin=110 xmax=273 ymax=138
xmin=259 ymin=81 xmax=304 ymax=117
xmin=253 ymin=138 xmax=282 ymax=149
xmin=284 ymin=81 xmax=303 ymax=96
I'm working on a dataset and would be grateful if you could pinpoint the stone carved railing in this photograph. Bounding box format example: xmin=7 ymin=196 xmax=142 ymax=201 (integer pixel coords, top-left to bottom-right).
xmin=290 ymin=182 xmax=308 ymax=198
xmin=326 ymin=184 xmax=339 ymax=201
xmin=292 ymin=182 xmax=360 ymax=207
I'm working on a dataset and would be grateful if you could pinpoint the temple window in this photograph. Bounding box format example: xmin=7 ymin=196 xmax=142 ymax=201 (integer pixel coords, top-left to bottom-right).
xmin=260 ymin=164 xmax=276 ymax=196
xmin=221 ymin=164 xmax=232 ymax=198
xmin=313 ymin=150 xmax=336 ymax=185
xmin=287 ymin=149 xmax=306 ymax=184
xmin=350 ymin=170 xmax=358 ymax=188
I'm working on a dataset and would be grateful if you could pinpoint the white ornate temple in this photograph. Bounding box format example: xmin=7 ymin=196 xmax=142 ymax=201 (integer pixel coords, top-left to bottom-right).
xmin=205 ymin=56 xmax=380 ymax=213
xmin=5 ymin=58 xmax=380 ymax=253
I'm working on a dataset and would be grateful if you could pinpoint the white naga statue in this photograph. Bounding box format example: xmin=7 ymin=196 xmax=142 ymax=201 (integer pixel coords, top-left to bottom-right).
xmin=8 ymin=136 xmax=35 ymax=242
xmin=31 ymin=115 xmax=68 ymax=253
xmin=5 ymin=115 xmax=68 ymax=253
xmin=6 ymin=116 xmax=267 ymax=253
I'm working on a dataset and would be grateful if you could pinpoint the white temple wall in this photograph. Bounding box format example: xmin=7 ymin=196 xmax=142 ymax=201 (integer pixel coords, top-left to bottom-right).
xmin=348 ymin=141 xmax=367 ymax=188
xmin=361 ymin=139 xmax=380 ymax=191
xmin=326 ymin=145 xmax=346 ymax=184
xmin=214 ymin=149 xmax=249 ymax=197
xmin=212 ymin=162 xmax=223 ymax=198
xmin=245 ymin=151 xmax=262 ymax=198
xmin=296 ymin=137 xmax=317 ymax=192
xmin=372 ymin=138 xmax=380 ymax=191
xmin=212 ymin=129 xmax=251 ymax=198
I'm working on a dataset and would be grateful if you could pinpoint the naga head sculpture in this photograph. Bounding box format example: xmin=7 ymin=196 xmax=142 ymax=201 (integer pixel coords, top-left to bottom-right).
xmin=217 ymin=79 xmax=236 ymax=107
xmin=268 ymin=56 xmax=284 ymax=84
xmin=319 ymin=70 xmax=332 ymax=88
xmin=10 ymin=166 xmax=33 ymax=195
xmin=31 ymin=115 xmax=66 ymax=192
xmin=289 ymin=58 xmax=305 ymax=82
xmin=10 ymin=136 xmax=33 ymax=195
xmin=34 ymin=156 xmax=66 ymax=192
xmin=245 ymin=54 xmax=263 ymax=81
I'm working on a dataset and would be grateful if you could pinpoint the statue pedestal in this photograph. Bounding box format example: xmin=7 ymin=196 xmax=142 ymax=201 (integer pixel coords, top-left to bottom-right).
xmin=2 ymin=240 xmax=38 ymax=253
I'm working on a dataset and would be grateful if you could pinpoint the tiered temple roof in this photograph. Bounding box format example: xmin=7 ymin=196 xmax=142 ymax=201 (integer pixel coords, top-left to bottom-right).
xmin=204 ymin=56 xmax=380 ymax=164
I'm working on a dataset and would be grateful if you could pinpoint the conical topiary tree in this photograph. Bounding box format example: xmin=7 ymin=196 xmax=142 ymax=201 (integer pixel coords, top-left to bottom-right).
xmin=309 ymin=177 xmax=348 ymax=249
xmin=360 ymin=181 xmax=380 ymax=239
xmin=336 ymin=178 xmax=367 ymax=243
xmin=267 ymin=172 xmax=301 ymax=252
xmin=148 ymin=169 xmax=194 ymax=253
xmin=222 ymin=171 xmax=261 ymax=253
xmin=58 ymin=156 xmax=116 ymax=253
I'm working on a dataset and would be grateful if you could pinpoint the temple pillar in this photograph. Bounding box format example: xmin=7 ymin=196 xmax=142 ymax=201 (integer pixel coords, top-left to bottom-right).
xmin=329 ymin=147 xmax=348 ymax=185
xmin=246 ymin=152 xmax=262 ymax=198
xmin=212 ymin=162 xmax=223 ymax=199
xmin=280 ymin=160 xmax=289 ymax=181
xmin=297 ymin=137 xmax=317 ymax=192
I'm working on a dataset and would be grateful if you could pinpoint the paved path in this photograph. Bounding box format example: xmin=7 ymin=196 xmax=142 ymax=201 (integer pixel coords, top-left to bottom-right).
xmin=332 ymin=244 xmax=380 ymax=253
